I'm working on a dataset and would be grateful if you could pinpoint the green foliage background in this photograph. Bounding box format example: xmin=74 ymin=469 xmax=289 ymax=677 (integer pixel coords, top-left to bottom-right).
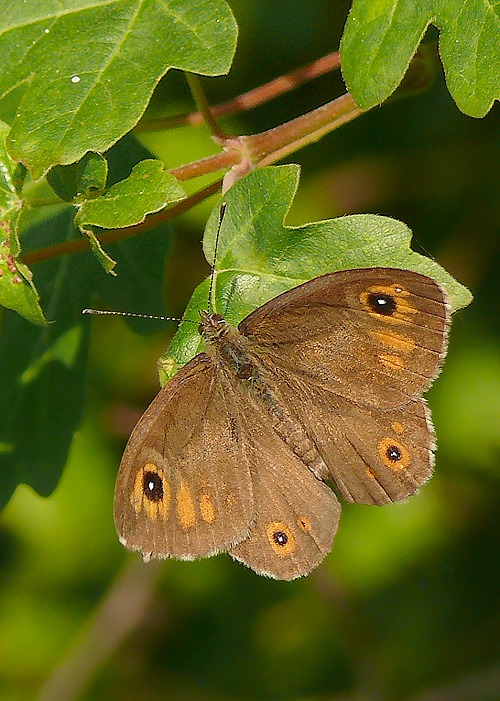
xmin=0 ymin=1 xmax=498 ymax=700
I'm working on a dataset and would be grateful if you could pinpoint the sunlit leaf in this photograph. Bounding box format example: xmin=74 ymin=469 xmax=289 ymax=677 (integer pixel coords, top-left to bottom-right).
xmin=0 ymin=0 xmax=238 ymax=177
xmin=341 ymin=0 xmax=500 ymax=117
xmin=162 ymin=165 xmax=472 ymax=380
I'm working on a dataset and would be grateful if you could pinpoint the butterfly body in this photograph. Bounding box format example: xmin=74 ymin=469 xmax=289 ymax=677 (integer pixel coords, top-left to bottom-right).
xmin=200 ymin=311 xmax=277 ymax=408
xmin=115 ymin=268 xmax=450 ymax=580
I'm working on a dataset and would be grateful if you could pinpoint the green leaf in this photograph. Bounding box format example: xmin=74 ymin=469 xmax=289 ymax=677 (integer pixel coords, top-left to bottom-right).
xmin=0 ymin=236 xmax=47 ymax=326
xmin=73 ymin=159 xmax=185 ymax=274
xmin=0 ymin=160 xmax=177 ymax=507
xmin=0 ymin=0 xmax=238 ymax=178
xmin=0 ymin=209 xmax=92 ymax=509
xmin=74 ymin=160 xmax=186 ymax=229
xmin=162 ymin=165 xmax=472 ymax=382
xmin=341 ymin=0 xmax=500 ymax=118
xmin=0 ymin=121 xmax=46 ymax=325
xmin=47 ymin=152 xmax=108 ymax=202
xmin=437 ymin=0 xmax=500 ymax=116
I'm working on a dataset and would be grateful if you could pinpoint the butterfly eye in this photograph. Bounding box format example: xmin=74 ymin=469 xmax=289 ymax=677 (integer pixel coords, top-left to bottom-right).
xmin=143 ymin=471 xmax=164 ymax=502
xmin=237 ymin=362 xmax=253 ymax=380
xmin=367 ymin=292 xmax=397 ymax=316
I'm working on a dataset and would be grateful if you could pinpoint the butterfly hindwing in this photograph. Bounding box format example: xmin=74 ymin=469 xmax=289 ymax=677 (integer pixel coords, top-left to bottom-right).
xmin=229 ymin=399 xmax=341 ymax=580
xmin=280 ymin=377 xmax=435 ymax=504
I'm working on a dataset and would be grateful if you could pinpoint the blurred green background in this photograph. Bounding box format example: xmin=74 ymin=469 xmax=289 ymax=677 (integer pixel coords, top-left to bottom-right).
xmin=1 ymin=1 xmax=499 ymax=700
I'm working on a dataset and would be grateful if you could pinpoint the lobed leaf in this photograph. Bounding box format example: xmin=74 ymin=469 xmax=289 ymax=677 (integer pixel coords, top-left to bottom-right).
xmin=163 ymin=165 xmax=473 ymax=381
xmin=73 ymin=159 xmax=185 ymax=273
xmin=0 ymin=0 xmax=238 ymax=177
xmin=74 ymin=160 xmax=186 ymax=230
xmin=341 ymin=0 xmax=500 ymax=118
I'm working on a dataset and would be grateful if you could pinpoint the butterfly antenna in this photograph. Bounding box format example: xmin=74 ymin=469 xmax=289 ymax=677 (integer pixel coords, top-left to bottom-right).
xmin=81 ymin=309 xmax=197 ymax=324
xmin=85 ymin=205 xmax=228 ymax=323
xmin=207 ymin=202 xmax=227 ymax=312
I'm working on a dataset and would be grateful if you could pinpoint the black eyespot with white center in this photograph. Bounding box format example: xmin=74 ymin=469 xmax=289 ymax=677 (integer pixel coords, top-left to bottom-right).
xmin=143 ymin=471 xmax=164 ymax=501
xmin=386 ymin=445 xmax=402 ymax=462
xmin=272 ymin=530 xmax=289 ymax=547
xmin=367 ymin=292 xmax=397 ymax=316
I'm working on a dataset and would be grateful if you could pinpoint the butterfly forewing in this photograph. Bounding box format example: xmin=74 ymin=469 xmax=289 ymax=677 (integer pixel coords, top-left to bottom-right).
xmin=115 ymin=355 xmax=254 ymax=560
xmin=240 ymin=268 xmax=449 ymax=410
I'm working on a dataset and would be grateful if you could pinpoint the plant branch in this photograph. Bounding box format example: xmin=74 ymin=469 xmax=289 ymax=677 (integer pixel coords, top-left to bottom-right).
xmin=184 ymin=72 xmax=228 ymax=139
xmin=169 ymin=149 xmax=239 ymax=181
xmin=241 ymin=93 xmax=361 ymax=166
xmin=136 ymin=51 xmax=342 ymax=131
xmin=38 ymin=559 xmax=164 ymax=701
xmin=170 ymin=93 xmax=361 ymax=187
xmin=21 ymin=179 xmax=222 ymax=266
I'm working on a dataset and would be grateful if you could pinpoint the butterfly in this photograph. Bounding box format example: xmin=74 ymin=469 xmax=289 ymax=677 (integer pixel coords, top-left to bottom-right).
xmin=114 ymin=266 xmax=449 ymax=580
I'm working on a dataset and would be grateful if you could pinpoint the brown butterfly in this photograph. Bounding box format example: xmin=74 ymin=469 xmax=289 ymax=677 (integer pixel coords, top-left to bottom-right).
xmin=114 ymin=267 xmax=449 ymax=580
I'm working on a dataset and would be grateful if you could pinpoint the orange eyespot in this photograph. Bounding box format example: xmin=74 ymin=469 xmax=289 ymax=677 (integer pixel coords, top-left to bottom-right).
xmin=361 ymin=284 xmax=417 ymax=325
xmin=297 ymin=516 xmax=312 ymax=532
xmin=378 ymin=438 xmax=411 ymax=470
xmin=266 ymin=521 xmax=296 ymax=557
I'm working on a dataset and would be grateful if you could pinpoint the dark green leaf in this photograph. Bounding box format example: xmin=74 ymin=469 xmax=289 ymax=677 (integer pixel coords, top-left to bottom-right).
xmin=0 ymin=210 xmax=92 ymax=508
xmin=47 ymin=153 xmax=108 ymax=201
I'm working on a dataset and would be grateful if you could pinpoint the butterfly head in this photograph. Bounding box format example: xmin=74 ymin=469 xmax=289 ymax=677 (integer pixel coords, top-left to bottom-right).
xmin=198 ymin=310 xmax=230 ymax=344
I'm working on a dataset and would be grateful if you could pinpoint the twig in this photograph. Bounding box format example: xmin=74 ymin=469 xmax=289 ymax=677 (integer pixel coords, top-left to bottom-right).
xmin=21 ymin=179 xmax=223 ymax=266
xmin=136 ymin=51 xmax=342 ymax=132
xmin=184 ymin=72 xmax=228 ymax=139
xmin=38 ymin=558 xmax=164 ymax=701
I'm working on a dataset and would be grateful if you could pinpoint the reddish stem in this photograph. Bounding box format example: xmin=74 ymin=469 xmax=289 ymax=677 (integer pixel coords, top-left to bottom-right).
xmin=136 ymin=52 xmax=342 ymax=131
